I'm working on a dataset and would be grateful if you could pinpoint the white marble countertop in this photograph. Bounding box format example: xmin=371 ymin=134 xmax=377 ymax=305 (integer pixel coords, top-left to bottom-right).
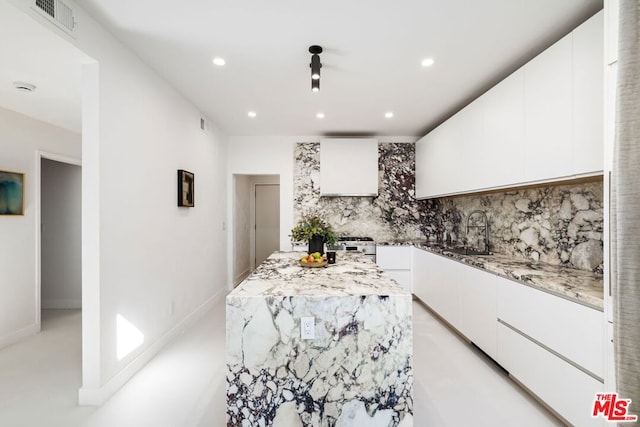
xmin=386 ymin=241 xmax=604 ymax=310
xmin=229 ymin=251 xmax=408 ymax=298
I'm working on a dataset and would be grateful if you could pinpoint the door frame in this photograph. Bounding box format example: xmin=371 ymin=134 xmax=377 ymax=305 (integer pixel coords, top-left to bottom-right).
xmin=35 ymin=150 xmax=81 ymax=328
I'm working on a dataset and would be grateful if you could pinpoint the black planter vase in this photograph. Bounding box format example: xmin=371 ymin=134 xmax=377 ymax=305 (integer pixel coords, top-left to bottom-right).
xmin=308 ymin=235 xmax=325 ymax=255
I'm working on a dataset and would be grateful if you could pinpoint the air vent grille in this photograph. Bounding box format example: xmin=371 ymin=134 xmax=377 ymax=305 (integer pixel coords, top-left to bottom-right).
xmin=35 ymin=0 xmax=54 ymax=17
xmin=34 ymin=0 xmax=75 ymax=32
xmin=55 ymin=1 xmax=74 ymax=31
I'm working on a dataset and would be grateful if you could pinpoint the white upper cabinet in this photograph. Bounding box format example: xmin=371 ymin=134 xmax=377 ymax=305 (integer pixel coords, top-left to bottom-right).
xmin=480 ymin=70 xmax=525 ymax=189
xmin=454 ymin=99 xmax=484 ymax=192
xmin=523 ymin=33 xmax=573 ymax=182
xmin=320 ymin=139 xmax=378 ymax=196
xmin=573 ymin=11 xmax=604 ymax=175
xmin=414 ymin=134 xmax=431 ymax=199
xmin=415 ymin=100 xmax=483 ymax=198
xmin=415 ymin=12 xmax=604 ymax=199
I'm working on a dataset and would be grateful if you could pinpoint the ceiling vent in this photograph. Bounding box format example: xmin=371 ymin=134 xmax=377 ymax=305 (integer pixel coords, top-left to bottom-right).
xmin=33 ymin=0 xmax=76 ymax=33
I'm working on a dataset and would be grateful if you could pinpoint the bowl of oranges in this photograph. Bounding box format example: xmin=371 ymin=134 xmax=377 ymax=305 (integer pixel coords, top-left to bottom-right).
xmin=299 ymin=252 xmax=328 ymax=268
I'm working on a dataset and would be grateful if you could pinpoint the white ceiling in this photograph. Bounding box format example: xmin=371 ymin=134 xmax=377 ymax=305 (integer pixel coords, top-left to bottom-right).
xmin=0 ymin=1 xmax=87 ymax=133
xmin=73 ymin=0 xmax=602 ymax=137
xmin=2 ymin=0 xmax=603 ymax=137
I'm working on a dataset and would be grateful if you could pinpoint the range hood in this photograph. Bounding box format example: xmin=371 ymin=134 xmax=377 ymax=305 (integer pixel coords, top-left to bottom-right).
xmin=320 ymin=138 xmax=378 ymax=196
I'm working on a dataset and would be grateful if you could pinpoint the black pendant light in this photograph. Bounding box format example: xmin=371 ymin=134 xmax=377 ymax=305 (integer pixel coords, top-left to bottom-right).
xmin=309 ymin=45 xmax=323 ymax=92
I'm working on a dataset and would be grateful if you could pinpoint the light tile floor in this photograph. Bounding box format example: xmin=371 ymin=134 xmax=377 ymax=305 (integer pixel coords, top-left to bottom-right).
xmin=0 ymin=300 xmax=562 ymax=426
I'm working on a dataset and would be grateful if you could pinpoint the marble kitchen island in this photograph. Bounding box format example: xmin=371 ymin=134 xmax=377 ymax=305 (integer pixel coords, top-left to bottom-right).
xmin=226 ymin=251 xmax=413 ymax=427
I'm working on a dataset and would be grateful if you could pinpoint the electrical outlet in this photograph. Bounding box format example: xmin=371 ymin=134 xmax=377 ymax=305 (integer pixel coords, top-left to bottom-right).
xmin=301 ymin=317 xmax=315 ymax=340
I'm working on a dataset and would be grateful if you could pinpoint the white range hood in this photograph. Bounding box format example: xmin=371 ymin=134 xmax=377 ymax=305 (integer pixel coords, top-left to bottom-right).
xmin=320 ymin=138 xmax=378 ymax=196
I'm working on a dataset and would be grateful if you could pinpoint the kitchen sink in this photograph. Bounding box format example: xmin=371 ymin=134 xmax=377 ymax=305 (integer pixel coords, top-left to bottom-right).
xmin=444 ymin=247 xmax=492 ymax=256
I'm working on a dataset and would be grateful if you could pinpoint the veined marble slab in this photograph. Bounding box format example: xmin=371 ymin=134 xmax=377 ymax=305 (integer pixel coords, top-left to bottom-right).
xmin=227 ymin=251 xmax=413 ymax=426
xmin=410 ymin=243 xmax=604 ymax=310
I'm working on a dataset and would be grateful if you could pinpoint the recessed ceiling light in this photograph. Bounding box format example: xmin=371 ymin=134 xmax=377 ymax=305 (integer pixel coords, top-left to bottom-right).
xmin=212 ymin=57 xmax=226 ymax=66
xmin=316 ymin=113 xmax=325 ymax=119
xmin=421 ymin=58 xmax=435 ymax=67
xmin=385 ymin=112 xmax=394 ymax=119
xmin=13 ymin=81 xmax=36 ymax=92
xmin=248 ymin=111 xmax=257 ymax=118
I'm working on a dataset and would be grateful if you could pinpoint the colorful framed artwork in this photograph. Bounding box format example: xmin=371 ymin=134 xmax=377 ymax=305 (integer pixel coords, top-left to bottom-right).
xmin=177 ymin=169 xmax=194 ymax=207
xmin=0 ymin=171 xmax=24 ymax=215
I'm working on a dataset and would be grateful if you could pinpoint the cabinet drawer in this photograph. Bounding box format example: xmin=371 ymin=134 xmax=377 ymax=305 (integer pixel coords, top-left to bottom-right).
xmin=497 ymin=276 xmax=603 ymax=378
xmin=498 ymin=324 xmax=604 ymax=427
xmin=376 ymin=246 xmax=412 ymax=270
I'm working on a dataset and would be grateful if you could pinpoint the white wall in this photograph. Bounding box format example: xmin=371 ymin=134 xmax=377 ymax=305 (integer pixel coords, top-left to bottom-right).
xmin=233 ymin=175 xmax=251 ymax=284
xmin=0 ymin=107 xmax=81 ymax=348
xmin=226 ymin=136 xmax=302 ymax=288
xmin=7 ymin=0 xmax=228 ymax=403
xmin=41 ymin=158 xmax=82 ymax=309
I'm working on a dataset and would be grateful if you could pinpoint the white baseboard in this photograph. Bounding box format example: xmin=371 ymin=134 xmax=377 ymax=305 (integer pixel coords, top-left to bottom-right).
xmin=42 ymin=299 xmax=82 ymax=309
xmin=233 ymin=268 xmax=251 ymax=286
xmin=0 ymin=323 xmax=40 ymax=350
xmin=78 ymin=288 xmax=226 ymax=406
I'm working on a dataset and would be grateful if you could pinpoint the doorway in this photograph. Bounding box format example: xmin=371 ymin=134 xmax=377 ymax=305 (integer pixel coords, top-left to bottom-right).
xmin=40 ymin=157 xmax=82 ymax=310
xmin=254 ymin=184 xmax=280 ymax=267
xmin=232 ymin=174 xmax=280 ymax=286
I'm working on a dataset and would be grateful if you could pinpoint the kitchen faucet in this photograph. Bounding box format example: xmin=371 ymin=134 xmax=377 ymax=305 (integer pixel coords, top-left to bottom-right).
xmin=466 ymin=210 xmax=490 ymax=254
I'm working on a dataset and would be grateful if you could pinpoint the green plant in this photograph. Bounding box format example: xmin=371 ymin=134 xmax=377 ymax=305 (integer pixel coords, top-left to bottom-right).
xmin=290 ymin=214 xmax=337 ymax=245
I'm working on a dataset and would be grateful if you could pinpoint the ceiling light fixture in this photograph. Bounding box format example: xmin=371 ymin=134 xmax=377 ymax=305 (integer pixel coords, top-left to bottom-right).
xmin=248 ymin=111 xmax=257 ymax=118
xmin=385 ymin=112 xmax=394 ymax=119
xmin=316 ymin=112 xmax=325 ymax=119
xmin=421 ymin=58 xmax=435 ymax=67
xmin=13 ymin=81 xmax=36 ymax=92
xmin=309 ymin=45 xmax=323 ymax=91
xmin=212 ymin=57 xmax=226 ymax=66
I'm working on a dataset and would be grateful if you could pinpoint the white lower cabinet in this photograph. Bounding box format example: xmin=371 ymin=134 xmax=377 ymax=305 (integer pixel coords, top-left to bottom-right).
xmin=498 ymin=324 xmax=604 ymax=427
xmin=459 ymin=264 xmax=498 ymax=360
xmin=412 ymin=247 xmax=605 ymax=425
xmin=496 ymin=276 xmax=604 ymax=378
xmin=376 ymin=246 xmax=412 ymax=292
xmin=496 ymin=276 xmax=605 ymax=426
xmin=413 ymin=248 xmax=496 ymax=357
xmin=412 ymin=248 xmax=462 ymax=331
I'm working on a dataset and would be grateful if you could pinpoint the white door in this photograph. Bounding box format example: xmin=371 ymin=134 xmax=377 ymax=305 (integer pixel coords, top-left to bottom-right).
xmin=255 ymin=184 xmax=279 ymax=267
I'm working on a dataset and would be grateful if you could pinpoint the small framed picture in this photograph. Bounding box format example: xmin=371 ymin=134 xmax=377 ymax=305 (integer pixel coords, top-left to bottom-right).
xmin=178 ymin=170 xmax=194 ymax=207
xmin=0 ymin=170 xmax=24 ymax=215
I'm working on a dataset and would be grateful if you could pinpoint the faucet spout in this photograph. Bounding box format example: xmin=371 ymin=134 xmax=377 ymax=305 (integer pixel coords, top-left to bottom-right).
xmin=466 ymin=210 xmax=490 ymax=254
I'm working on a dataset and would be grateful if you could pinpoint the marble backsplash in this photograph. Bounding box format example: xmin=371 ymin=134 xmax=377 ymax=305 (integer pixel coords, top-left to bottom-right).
xmin=293 ymin=142 xmax=604 ymax=272
xmin=294 ymin=142 xmax=440 ymax=242
xmin=439 ymin=181 xmax=604 ymax=273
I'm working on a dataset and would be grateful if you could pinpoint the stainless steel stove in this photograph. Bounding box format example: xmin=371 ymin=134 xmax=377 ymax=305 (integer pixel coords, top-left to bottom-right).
xmin=335 ymin=236 xmax=376 ymax=262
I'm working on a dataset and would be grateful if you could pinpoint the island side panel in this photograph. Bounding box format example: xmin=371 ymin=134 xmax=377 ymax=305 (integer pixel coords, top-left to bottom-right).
xmin=226 ymin=294 xmax=413 ymax=426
